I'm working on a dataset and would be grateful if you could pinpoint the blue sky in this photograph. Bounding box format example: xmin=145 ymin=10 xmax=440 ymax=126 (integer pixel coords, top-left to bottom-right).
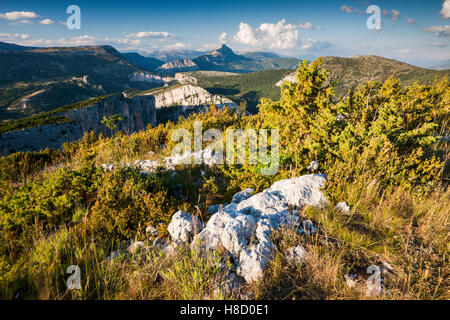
xmin=0 ymin=0 xmax=449 ymax=65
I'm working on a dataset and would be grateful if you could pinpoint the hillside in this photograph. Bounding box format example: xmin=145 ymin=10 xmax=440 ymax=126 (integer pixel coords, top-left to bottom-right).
xmin=186 ymin=69 xmax=293 ymax=112
xmin=0 ymin=59 xmax=447 ymax=300
xmin=278 ymin=55 xmax=450 ymax=96
xmin=0 ymin=42 xmax=164 ymax=121
xmin=121 ymin=52 xmax=164 ymax=71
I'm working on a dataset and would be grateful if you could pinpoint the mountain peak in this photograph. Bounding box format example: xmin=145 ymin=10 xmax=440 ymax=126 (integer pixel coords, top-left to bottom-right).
xmin=211 ymin=44 xmax=235 ymax=56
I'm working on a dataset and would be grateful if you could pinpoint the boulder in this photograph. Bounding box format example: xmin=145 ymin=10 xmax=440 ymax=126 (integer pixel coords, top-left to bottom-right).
xmin=285 ymin=245 xmax=308 ymax=264
xmin=127 ymin=241 xmax=145 ymax=255
xmin=168 ymin=210 xmax=203 ymax=244
xmin=237 ymin=241 xmax=274 ymax=282
xmin=335 ymin=201 xmax=350 ymax=214
xmin=187 ymin=175 xmax=327 ymax=283
xmin=231 ymin=188 xmax=255 ymax=204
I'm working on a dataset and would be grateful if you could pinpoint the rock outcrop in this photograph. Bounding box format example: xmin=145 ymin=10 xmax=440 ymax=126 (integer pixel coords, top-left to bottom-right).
xmin=156 ymin=59 xmax=199 ymax=75
xmin=174 ymin=73 xmax=198 ymax=85
xmin=148 ymin=84 xmax=236 ymax=109
xmin=165 ymin=174 xmax=328 ymax=283
xmin=129 ymin=71 xmax=174 ymax=84
xmin=276 ymin=72 xmax=297 ymax=86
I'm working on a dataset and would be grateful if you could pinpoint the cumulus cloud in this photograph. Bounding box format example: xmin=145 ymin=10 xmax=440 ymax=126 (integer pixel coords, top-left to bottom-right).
xmin=0 ymin=11 xmax=40 ymax=20
xmin=40 ymin=19 xmax=54 ymax=25
xmin=440 ymin=0 xmax=450 ymax=18
xmin=423 ymin=25 xmax=450 ymax=37
xmin=298 ymin=22 xmax=322 ymax=30
xmin=407 ymin=18 xmax=416 ymax=25
xmin=0 ymin=33 xmax=30 ymax=41
xmin=299 ymin=22 xmax=313 ymax=29
xmin=218 ymin=32 xmax=227 ymax=43
xmin=233 ymin=19 xmax=299 ymax=49
xmin=127 ymin=31 xmax=179 ymax=41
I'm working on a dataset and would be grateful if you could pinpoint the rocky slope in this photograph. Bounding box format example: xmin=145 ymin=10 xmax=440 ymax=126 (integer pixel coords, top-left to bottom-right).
xmin=276 ymin=55 xmax=450 ymax=96
xmin=121 ymin=52 xmax=164 ymax=71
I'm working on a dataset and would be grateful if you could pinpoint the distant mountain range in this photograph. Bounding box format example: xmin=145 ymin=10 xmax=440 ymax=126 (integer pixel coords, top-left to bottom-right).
xmin=0 ymin=40 xmax=448 ymax=124
xmin=191 ymin=45 xmax=300 ymax=73
xmin=0 ymin=41 xmax=163 ymax=120
xmin=122 ymin=45 xmax=301 ymax=73
xmin=146 ymin=49 xmax=208 ymax=62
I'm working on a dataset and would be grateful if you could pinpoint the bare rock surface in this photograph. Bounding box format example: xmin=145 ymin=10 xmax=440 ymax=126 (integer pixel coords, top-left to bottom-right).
xmin=183 ymin=174 xmax=328 ymax=282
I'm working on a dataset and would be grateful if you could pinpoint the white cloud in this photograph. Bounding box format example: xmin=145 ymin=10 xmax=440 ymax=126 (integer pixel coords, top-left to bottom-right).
xmin=382 ymin=9 xmax=400 ymax=22
xmin=127 ymin=31 xmax=179 ymax=41
xmin=299 ymin=22 xmax=313 ymax=29
xmin=0 ymin=11 xmax=40 ymax=20
xmin=394 ymin=48 xmax=411 ymax=54
xmin=0 ymin=33 xmax=30 ymax=41
xmin=233 ymin=19 xmax=299 ymax=49
xmin=407 ymin=18 xmax=415 ymax=25
xmin=299 ymin=22 xmax=322 ymax=30
xmin=341 ymin=5 xmax=362 ymax=14
xmin=440 ymin=0 xmax=450 ymax=18
xmin=164 ymin=42 xmax=188 ymax=50
xmin=218 ymin=32 xmax=227 ymax=43
xmin=40 ymin=19 xmax=54 ymax=25
xmin=202 ymin=43 xmax=218 ymax=50
xmin=300 ymin=38 xmax=332 ymax=50
xmin=9 ymin=20 xmax=34 ymax=25
xmin=392 ymin=10 xmax=401 ymax=22
xmin=423 ymin=25 xmax=450 ymax=37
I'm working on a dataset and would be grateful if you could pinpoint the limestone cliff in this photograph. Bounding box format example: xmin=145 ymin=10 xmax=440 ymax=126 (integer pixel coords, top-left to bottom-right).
xmin=0 ymin=94 xmax=157 ymax=155
xmin=148 ymin=84 xmax=236 ymax=109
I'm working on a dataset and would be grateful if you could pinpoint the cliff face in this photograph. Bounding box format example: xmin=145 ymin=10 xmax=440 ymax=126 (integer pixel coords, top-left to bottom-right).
xmin=129 ymin=71 xmax=174 ymax=84
xmin=0 ymin=95 xmax=157 ymax=155
xmin=0 ymin=84 xmax=237 ymax=155
xmin=149 ymin=84 xmax=236 ymax=109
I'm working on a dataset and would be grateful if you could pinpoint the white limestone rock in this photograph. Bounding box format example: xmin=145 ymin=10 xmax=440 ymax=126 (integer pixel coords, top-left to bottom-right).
xmin=127 ymin=241 xmax=146 ymax=255
xmin=267 ymin=174 xmax=328 ymax=208
xmin=168 ymin=210 xmax=203 ymax=244
xmin=285 ymin=245 xmax=308 ymax=264
xmin=335 ymin=201 xmax=350 ymax=214
xmin=231 ymin=188 xmax=255 ymax=204
xmin=237 ymin=241 xmax=274 ymax=282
